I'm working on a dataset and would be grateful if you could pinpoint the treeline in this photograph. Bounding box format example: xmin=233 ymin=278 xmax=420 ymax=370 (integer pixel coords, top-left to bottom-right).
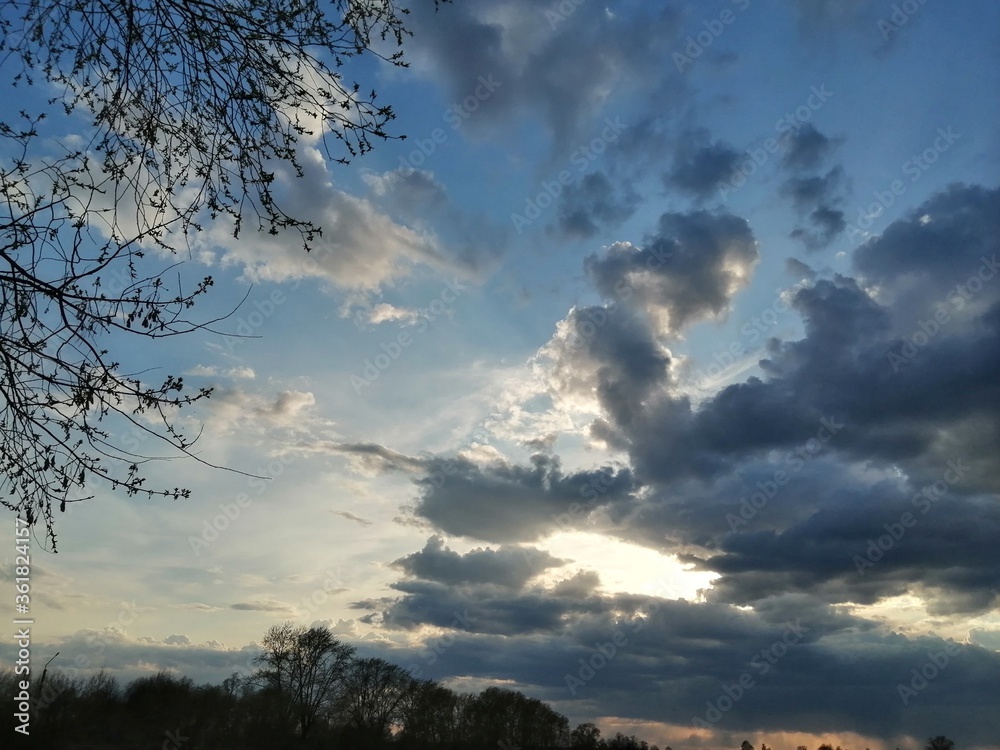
xmin=0 ymin=669 xmax=580 ymax=749
xmin=0 ymin=622 xmax=591 ymax=750
xmin=0 ymin=623 xmax=957 ymax=750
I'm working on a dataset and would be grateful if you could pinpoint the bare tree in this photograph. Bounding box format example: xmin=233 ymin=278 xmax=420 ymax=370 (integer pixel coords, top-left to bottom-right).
xmin=340 ymin=657 xmax=414 ymax=741
xmin=253 ymin=622 xmax=355 ymax=740
xmin=571 ymin=722 xmax=602 ymax=749
xmin=399 ymin=679 xmax=462 ymax=745
xmin=0 ymin=0 xmax=442 ymax=546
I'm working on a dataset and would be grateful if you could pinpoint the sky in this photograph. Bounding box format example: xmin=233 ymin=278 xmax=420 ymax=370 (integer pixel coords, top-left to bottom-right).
xmin=3 ymin=0 xmax=1000 ymax=747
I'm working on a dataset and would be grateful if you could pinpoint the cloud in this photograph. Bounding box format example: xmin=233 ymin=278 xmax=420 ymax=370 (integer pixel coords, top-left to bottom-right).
xmin=405 ymin=0 xmax=684 ymax=147
xmin=185 ymin=364 xmax=256 ymax=380
xmin=229 ymin=599 xmax=296 ymax=614
xmin=782 ymin=167 xmax=848 ymax=251
xmin=789 ymin=206 xmax=847 ymax=250
xmin=852 ymin=182 xmax=1000 ymax=318
xmin=410 ymin=453 xmax=634 ymax=543
xmin=199 ymin=144 xmax=458 ymax=294
xmin=782 ymin=168 xmax=846 ymax=210
xmin=786 ymin=257 xmax=817 ymax=280
xmin=323 ymin=441 xmax=427 ymax=476
xmin=584 ymin=210 xmax=759 ymax=335
xmin=538 ymin=304 xmax=672 ymax=427
xmin=665 ymin=129 xmax=741 ymax=201
xmin=361 ymin=303 xmax=422 ymax=326
xmin=361 ymin=166 xmax=507 ymax=279
xmin=553 ymin=171 xmax=640 ymax=239
xmin=353 ymin=577 xmax=1000 ymax=745
xmin=782 ymin=124 xmax=841 ymax=172
xmin=0 ymin=628 xmax=261 ymax=685
xmin=776 ymin=127 xmax=847 ymax=251
xmin=397 ymin=183 xmax=1000 ymax=619
xmin=193 ymin=387 xmax=330 ymax=447
xmin=330 ymin=510 xmax=373 ymax=526
xmin=391 ymin=535 xmax=567 ymax=589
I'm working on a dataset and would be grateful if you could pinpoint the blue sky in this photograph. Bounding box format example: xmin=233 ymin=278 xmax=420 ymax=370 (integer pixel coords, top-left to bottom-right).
xmin=4 ymin=1 xmax=1000 ymax=747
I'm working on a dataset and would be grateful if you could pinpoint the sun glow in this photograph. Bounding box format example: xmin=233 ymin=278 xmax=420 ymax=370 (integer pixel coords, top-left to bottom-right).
xmin=536 ymin=531 xmax=718 ymax=600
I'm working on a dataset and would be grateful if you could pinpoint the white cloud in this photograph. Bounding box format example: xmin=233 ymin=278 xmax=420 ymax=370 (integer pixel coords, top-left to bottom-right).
xmin=185 ymin=364 xmax=256 ymax=379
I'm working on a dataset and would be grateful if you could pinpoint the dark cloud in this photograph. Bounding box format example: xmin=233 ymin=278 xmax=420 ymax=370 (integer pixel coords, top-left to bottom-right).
xmin=789 ymin=206 xmax=847 ymax=250
xmin=853 ymin=182 xmax=1000 ymax=313
xmin=782 ymin=166 xmax=848 ymax=250
xmin=341 ymin=184 xmax=1000 ymax=745
xmin=391 ymin=536 xmax=566 ymax=589
xmin=782 ymin=124 xmax=841 ymax=171
xmin=327 ymin=442 xmax=427 ymax=474
xmin=785 ymin=257 xmax=817 ymax=280
xmin=553 ymin=172 xmax=640 ymax=239
xmin=383 ymin=187 xmax=999 ymax=613
xmin=353 ymin=581 xmax=1000 ymax=746
xmin=686 ymin=483 xmax=1000 ymax=613
xmin=410 ymin=453 xmax=634 ymax=543
xmin=331 ymin=510 xmax=373 ymax=526
xmin=665 ymin=129 xmax=741 ymax=201
xmin=541 ymin=304 xmax=671 ymax=433
xmin=781 ymin=167 xmax=845 ymax=210
xmin=0 ymin=629 xmax=262 ymax=686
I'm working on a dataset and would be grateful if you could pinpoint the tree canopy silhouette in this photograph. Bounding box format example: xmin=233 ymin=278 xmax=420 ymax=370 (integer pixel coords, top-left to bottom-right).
xmin=0 ymin=0 xmax=441 ymax=547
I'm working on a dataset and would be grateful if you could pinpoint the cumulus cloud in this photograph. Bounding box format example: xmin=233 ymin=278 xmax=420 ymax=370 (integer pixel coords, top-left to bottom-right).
xmin=392 ymin=536 xmax=566 ymax=589
xmin=389 ymin=184 xmax=1000 ymax=618
xmin=585 ymin=210 xmax=759 ymax=335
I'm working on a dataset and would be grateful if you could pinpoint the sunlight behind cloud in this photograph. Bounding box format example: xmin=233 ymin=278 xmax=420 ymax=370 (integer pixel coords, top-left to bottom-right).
xmin=537 ymin=531 xmax=717 ymax=600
